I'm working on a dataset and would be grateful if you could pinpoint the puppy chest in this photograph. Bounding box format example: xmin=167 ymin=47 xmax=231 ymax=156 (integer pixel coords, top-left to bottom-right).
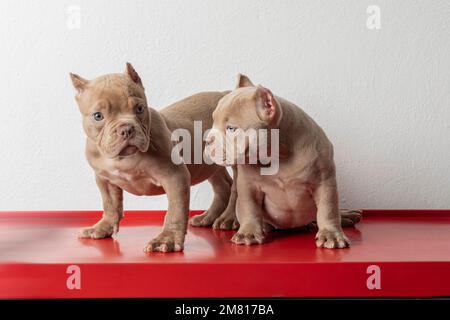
xmin=261 ymin=179 xmax=317 ymax=228
xmin=261 ymin=178 xmax=313 ymax=208
xmin=104 ymin=169 xmax=162 ymax=195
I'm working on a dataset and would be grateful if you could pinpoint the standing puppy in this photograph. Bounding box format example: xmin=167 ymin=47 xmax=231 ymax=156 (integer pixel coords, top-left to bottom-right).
xmin=70 ymin=63 xmax=235 ymax=252
xmin=205 ymin=75 xmax=360 ymax=249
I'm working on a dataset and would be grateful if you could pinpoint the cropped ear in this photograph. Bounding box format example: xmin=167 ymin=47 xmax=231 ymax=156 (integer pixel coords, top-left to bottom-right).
xmin=255 ymin=85 xmax=282 ymax=126
xmin=236 ymin=73 xmax=255 ymax=88
xmin=125 ymin=62 xmax=143 ymax=87
xmin=69 ymin=73 xmax=88 ymax=95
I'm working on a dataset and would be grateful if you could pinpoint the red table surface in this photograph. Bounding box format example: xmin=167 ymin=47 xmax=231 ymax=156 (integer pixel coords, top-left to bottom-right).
xmin=0 ymin=209 xmax=449 ymax=298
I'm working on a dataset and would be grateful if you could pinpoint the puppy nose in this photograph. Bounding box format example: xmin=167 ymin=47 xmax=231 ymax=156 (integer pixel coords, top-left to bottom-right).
xmin=117 ymin=125 xmax=135 ymax=139
xmin=206 ymin=134 xmax=215 ymax=146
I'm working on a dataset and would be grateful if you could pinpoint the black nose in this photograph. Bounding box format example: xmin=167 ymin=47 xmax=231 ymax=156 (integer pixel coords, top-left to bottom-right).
xmin=117 ymin=125 xmax=135 ymax=139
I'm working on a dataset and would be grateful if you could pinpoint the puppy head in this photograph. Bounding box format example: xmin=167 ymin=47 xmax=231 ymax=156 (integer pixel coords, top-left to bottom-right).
xmin=70 ymin=63 xmax=151 ymax=158
xmin=205 ymin=74 xmax=282 ymax=165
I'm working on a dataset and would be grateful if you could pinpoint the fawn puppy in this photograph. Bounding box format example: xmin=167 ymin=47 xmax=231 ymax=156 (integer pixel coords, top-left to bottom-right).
xmin=204 ymin=75 xmax=361 ymax=248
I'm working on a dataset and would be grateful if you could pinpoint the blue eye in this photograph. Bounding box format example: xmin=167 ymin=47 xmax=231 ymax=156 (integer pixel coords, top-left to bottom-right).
xmin=93 ymin=112 xmax=104 ymax=121
xmin=136 ymin=105 xmax=145 ymax=114
xmin=226 ymin=125 xmax=237 ymax=132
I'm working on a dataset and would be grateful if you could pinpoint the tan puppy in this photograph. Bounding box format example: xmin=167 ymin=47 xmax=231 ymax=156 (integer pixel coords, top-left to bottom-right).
xmin=205 ymin=75 xmax=361 ymax=248
xmin=69 ymin=63 xmax=236 ymax=252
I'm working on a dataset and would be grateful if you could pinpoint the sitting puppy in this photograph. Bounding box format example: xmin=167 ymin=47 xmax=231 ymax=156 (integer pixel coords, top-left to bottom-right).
xmin=69 ymin=63 xmax=236 ymax=252
xmin=205 ymin=75 xmax=361 ymax=249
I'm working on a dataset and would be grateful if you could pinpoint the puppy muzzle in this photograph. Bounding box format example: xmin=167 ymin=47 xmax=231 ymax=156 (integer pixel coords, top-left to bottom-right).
xmin=102 ymin=123 xmax=149 ymax=158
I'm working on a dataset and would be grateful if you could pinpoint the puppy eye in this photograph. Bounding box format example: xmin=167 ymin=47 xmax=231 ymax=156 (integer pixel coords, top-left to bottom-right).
xmin=92 ymin=112 xmax=104 ymax=121
xmin=226 ymin=125 xmax=237 ymax=133
xmin=135 ymin=105 xmax=145 ymax=114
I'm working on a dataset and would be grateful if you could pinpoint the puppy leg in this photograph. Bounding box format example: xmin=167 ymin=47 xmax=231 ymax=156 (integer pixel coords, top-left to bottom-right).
xmin=231 ymin=177 xmax=265 ymax=245
xmin=213 ymin=166 xmax=239 ymax=230
xmin=79 ymin=176 xmax=123 ymax=239
xmin=313 ymin=178 xmax=350 ymax=249
xmin=189 ymin=167 xmax=232 ymax=227
xmin=307 ymin=209 xmax=362 ymax=229
xmin=144 ymin=168 xmax=190 ymax=253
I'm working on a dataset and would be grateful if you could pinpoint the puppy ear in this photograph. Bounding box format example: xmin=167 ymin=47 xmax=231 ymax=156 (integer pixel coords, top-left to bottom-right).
xmin=125 ymin=62 xmax=143 ymax=87
xmin=255 ymin=85 xmax=282 ymax=125
xmin=69 ymin=73 xmax=88 ymax=95
xmin=236 ymin=73 xmax=255 ymax=88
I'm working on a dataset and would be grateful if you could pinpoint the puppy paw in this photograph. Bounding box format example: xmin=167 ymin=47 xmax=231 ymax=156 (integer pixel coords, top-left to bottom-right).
xmin=213 ymin=213 xmax=239 ymax=230
xmin=144 ymin=231 xmax=185 ymax=253
xmin=189 ymin=211 xmax=218 ymax=227
xmin=231 ymin=226 xmax=266 ymax=245
xmin=315 ymin=229 xmax=350 ymax=249
xmin=340 ymin=209 xmax=362 ymax=227
xmin=78 ymin=219 xmax=118 ymax=239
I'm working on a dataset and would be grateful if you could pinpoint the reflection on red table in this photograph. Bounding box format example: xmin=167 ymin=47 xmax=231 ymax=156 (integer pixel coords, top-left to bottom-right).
xmin=0 ymin=210 xmax=449 ymax=298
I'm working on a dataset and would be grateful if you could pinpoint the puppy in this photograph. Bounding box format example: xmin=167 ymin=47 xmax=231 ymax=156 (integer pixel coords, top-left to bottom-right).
xmin=69 ymin=63 xmax=236 ymax=252
xmin=205 ymin=75 xmax=361 ymax=248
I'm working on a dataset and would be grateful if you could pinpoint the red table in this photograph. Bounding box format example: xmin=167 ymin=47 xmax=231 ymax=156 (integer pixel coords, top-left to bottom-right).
xmin=0 ymin=210 xmax=449 ymax=298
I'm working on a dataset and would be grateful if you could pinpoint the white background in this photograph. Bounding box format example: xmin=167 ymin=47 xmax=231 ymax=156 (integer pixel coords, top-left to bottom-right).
xmin=0 ymin=0 xmax=449 ymax=211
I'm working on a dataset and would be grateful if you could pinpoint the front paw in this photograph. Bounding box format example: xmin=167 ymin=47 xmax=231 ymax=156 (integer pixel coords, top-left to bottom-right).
xmin=340 ymin=209 xmax=362 ymax=227
xmin=212 ymin=213 xmax=239 ymax=230
xmin=315 ymin=229 xmax=350 ymax=249
xmin=231 ymin=226 xmax=266 ymax=245
xmin=189 ymin=211 xmax=217 ymax=227
xmin=144 ymin=231 xmax=185 ymax=253
xmin=78 ymin=219 xmax=119 ymax=239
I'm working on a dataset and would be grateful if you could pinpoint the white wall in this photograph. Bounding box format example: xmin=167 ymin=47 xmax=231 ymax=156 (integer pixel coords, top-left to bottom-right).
xmin=0 ymin=0 xmax=449 ymax=211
